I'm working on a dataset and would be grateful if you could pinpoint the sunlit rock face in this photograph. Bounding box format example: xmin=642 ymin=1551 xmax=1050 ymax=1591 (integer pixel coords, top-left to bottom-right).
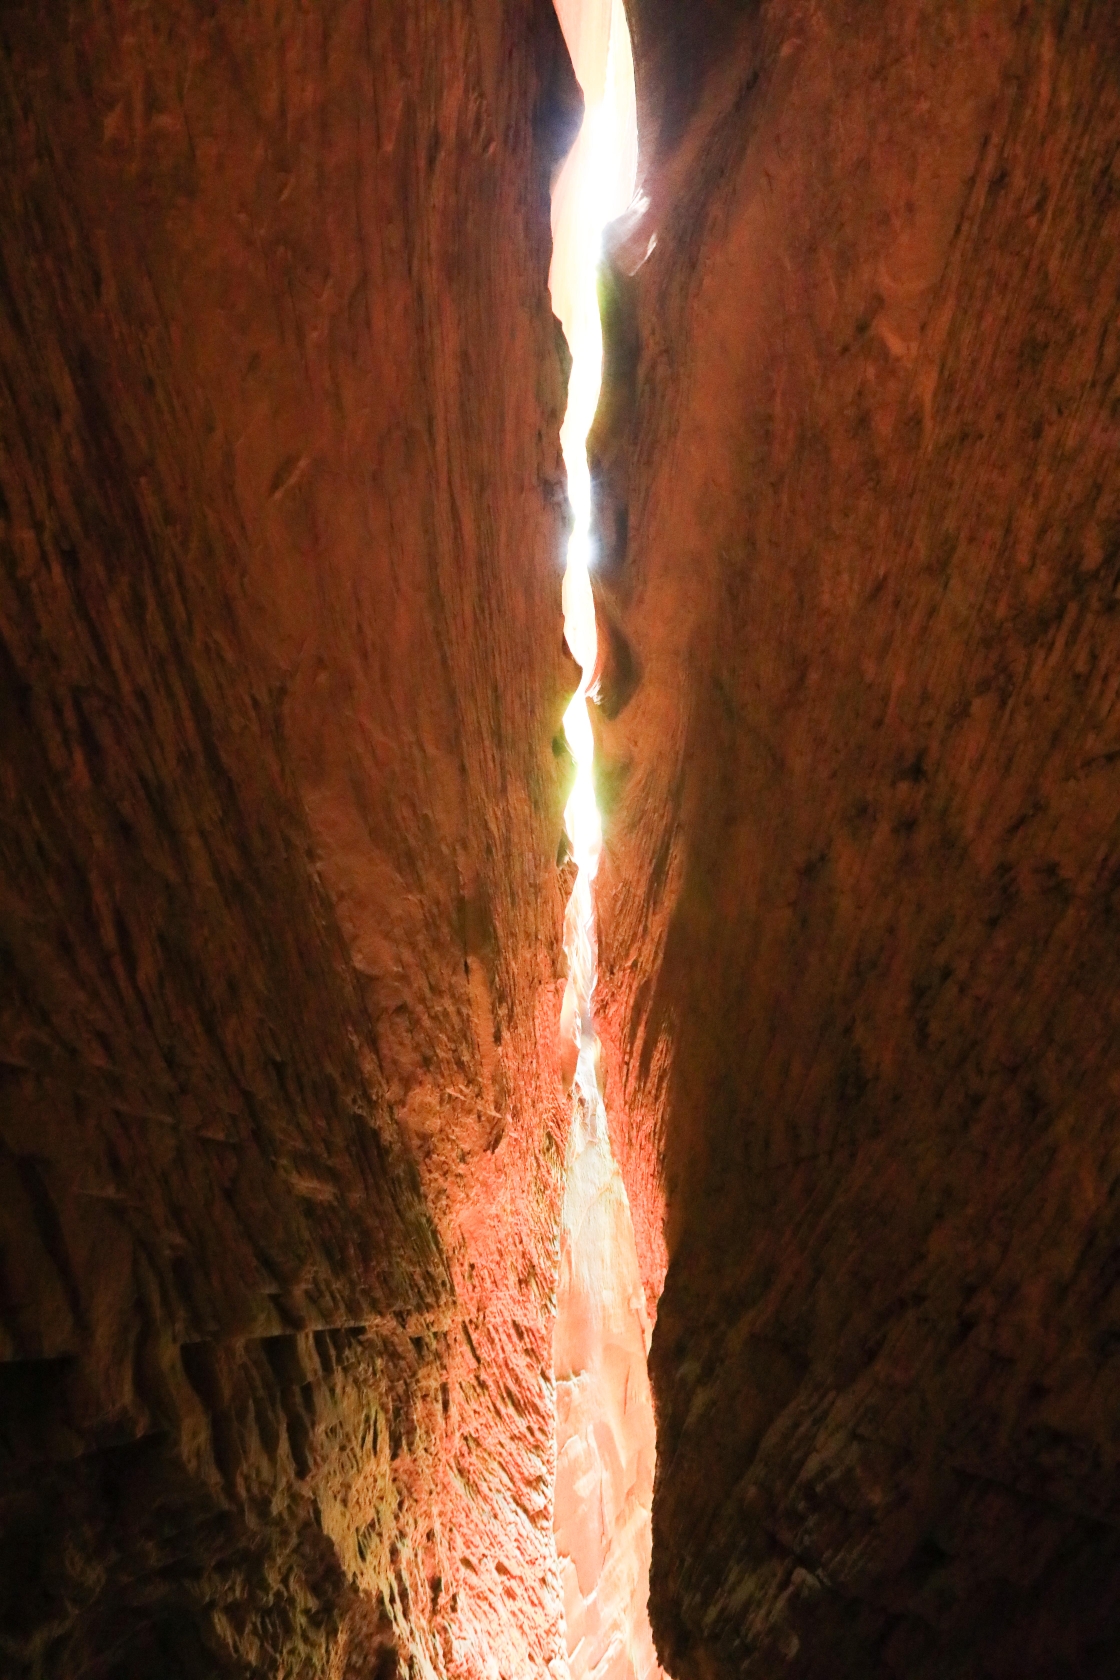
xmin=595 ymin=1 xmax=1120 ymax=1676
xmin=0 ymin=2 xmax=579 ymax=1675
xmin=553 ymin=1098 xmax=659 ymax=1680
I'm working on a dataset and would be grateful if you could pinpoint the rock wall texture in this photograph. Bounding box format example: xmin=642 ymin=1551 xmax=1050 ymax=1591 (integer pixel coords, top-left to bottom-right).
xmin=553 ymin=1097 xmax=659 ymax=1680
xmin=9 ymin=0 xmax=1120 ymax=1676
xmin=595 ymin=1 xmax=1120 ymax=1676
xmin=0 ymin=3 xmax=579 ymax=1676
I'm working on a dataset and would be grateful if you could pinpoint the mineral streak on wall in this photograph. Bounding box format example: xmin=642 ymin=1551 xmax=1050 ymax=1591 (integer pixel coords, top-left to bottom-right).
xmin=547 ymin=7 xmax=662 ymax=1680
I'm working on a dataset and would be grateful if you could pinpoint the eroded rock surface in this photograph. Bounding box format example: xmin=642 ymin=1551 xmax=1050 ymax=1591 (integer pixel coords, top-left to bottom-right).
xmin=597 ymin=2 xmax=1120 ymax=1675
xmin=0 ymin=2 xmax=578 ymax=1675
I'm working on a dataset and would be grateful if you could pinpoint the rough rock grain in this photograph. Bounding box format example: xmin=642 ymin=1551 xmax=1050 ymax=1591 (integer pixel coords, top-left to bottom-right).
xmin=0 ymin=3 xmax=579 ymax=1675
xmin=597 ymin=2 xmax=1120 ymax=1675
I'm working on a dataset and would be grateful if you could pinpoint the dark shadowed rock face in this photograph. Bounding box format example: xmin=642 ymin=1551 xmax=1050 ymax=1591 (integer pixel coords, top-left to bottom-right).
xmin=0 ymin=2 xmax=579 ymax=1675
xmin=597 ymin=1 xmax=1120 ymax=1675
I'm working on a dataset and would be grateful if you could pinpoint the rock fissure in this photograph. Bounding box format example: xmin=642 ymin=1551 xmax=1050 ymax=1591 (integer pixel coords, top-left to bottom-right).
xmin=547 ymin=7 xmax=662 ymax=1680
xmin=4 ymin=1 xmax=1120 ymax=1676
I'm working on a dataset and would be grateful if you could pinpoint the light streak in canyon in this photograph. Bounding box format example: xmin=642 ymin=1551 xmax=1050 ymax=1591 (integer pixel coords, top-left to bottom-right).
xmin=549 ymin=7 xmax=661 ymax=1680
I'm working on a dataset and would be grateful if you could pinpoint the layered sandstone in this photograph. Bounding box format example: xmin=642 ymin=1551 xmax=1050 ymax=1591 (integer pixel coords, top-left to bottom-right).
xmin=596 ymin=2 xmax=1120 ymax=1675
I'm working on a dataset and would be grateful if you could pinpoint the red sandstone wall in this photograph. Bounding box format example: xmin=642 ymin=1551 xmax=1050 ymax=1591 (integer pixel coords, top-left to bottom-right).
xmin=597 ymin=1 xmax=1120 ymax=1674
xmin=11 ymin=0 xmax=1120 ymax=1674
xmin=0 ymin=3 xmax=580 ymax=1675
